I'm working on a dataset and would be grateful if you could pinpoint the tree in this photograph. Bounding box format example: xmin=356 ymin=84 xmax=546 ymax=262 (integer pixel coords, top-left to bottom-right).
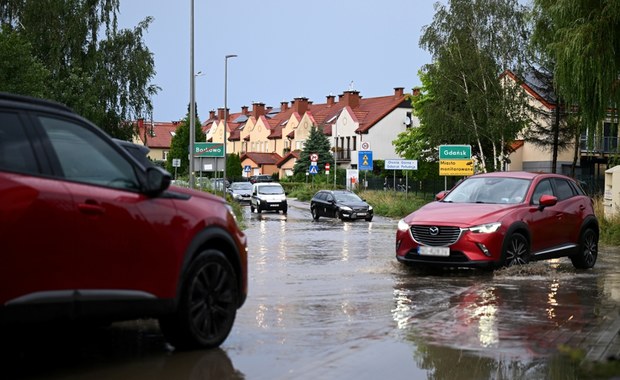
xmin=226 ymin=153 xmax=242 ymax=179
xmin=533 ymin=0 xmax=620 ymax=139
xmin=0 ymin=0 xmax=158 ymax=139
xmin=0 ymin=25 xmax=50 ymax=97
xmin=413 ymin=0 xmax=532 ymax=172
xmin=166 ymin=105 xmax=205 ymax=176
xmin=293 ymin=125 xmax=334 ymax=175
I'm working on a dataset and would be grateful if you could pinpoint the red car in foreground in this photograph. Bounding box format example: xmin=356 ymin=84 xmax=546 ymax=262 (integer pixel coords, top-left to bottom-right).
xmin=0 ymin=93 xmax=247 ymax=350
xmin=396 ymin=172 xmax=598 ymax=269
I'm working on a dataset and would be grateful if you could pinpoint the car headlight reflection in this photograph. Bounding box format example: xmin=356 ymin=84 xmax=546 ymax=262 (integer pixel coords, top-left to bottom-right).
xmin=340 ymin=206 xmax=352 ymax=212
xmin=468 ymin=222 xmax=501 ymax=234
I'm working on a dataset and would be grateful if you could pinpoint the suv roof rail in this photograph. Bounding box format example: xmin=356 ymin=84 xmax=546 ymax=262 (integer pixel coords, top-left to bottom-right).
xmin=0 ymin=92 xmax=73 ymax=113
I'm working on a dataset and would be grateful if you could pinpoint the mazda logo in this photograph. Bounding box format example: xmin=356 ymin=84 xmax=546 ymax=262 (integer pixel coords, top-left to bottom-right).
xmin=429 ymin=226 xmax=439 ymax=236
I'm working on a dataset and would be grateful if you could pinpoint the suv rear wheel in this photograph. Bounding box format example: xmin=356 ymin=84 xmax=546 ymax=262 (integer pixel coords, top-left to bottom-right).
xmin=159 ymin=249 xmax=238 ymax=350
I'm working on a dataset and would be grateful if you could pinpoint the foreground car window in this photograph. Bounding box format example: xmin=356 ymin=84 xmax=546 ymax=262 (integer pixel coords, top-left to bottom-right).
xmin=38 ymin=116 xmax=139 ymax=190
xmin=0 ymin=112 xmax=38 ymax=174
xmin=443 ymin=177 xmax=530 ymax=204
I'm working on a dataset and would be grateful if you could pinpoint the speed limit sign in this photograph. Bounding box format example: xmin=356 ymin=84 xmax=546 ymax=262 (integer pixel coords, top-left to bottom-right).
xmin=360 ymin=141 xmax=371 ymax=150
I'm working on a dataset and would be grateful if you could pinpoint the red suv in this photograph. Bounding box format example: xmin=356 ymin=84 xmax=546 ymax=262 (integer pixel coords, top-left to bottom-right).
xmin=0 ymin=93 xmax=247 ymax=349
xmin=396 ymin=171 xmax=599 ymax=269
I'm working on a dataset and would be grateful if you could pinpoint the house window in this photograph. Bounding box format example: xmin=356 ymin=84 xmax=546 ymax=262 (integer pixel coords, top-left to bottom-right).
xmin=352 ymin=136 xmax=357 ymax=151
xmin=163 ymin=151 xmax=169 ymax=160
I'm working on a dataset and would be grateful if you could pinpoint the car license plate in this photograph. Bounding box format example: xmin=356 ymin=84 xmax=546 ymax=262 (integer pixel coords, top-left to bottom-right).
xmin=357 ymin=212 xmax=366 ymax=217
xmin=418 ymin=246 xmax=450 ymax=257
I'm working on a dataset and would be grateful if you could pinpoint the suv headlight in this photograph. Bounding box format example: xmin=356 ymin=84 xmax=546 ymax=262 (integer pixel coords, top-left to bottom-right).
xmin=468 ymin=222 xmax=501 ymax=234
xmin=397 ymin=219 xmax=410 ymax=232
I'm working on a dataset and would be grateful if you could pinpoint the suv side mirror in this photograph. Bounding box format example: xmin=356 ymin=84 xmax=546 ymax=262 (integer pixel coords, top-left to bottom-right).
xmin=538 ymin=194 xmax=558 ymax=210
xmin=144 ymin=167 xmax=171 ymax=196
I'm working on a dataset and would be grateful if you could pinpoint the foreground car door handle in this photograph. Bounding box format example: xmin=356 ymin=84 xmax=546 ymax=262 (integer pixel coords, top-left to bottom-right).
xmin=78 ymin=201 xmax=105 ymax=215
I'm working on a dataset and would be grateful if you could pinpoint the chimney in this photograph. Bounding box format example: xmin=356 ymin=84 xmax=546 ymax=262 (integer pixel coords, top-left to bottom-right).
xmin=326 ymin=94 xmax=336 ymax=106
xmin=280 ymin=101 xmax=289 ymax=112
xmin=339 ymin=90 xmax=361 ymax=108
xmin=241 ymin=105 xmax=249 ymax=115
xmin=412 ymin=87 xmax=421 ymax=97
xmin=292 ymin=97 xmax=309 ymax=115
xmin=209 ymin=110 xmax=216 ymax=119
xmin=252 ymin=102 xmax=266 ymax=118
xmin=394 ymin=87 xmax=404 ymax=98
xmin=217 ymin=107 xmax=226 ymax=121
xmin=266 ymin=106 xmax=273 ymax=113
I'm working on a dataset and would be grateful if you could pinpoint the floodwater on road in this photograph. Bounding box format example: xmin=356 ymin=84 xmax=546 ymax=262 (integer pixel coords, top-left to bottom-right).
xmin=5 ymin=199 xmax=620 ymax=380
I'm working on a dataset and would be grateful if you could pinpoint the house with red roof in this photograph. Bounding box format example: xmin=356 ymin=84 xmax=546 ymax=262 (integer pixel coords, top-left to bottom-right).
xmin=134 ymin=119 xmax=183 ymax=163
xmin=135 ymin=86 xmax=416 ymax=179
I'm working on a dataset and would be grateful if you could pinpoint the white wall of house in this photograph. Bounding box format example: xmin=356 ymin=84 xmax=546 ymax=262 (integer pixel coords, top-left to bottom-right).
xmin=334 ymin=106 xmax=415 ymax=168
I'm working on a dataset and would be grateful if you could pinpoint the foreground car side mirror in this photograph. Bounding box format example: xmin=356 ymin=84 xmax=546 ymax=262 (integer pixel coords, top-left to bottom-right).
xmin=144 ymin=167 xmax=171 ymax=196
xmin=538 ymin=194 xmax=558 ymax=210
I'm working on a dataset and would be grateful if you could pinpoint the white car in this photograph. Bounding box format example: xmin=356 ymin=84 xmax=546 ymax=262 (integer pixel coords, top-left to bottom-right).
xmin=250 ymin=182 xmax=287 ymax=214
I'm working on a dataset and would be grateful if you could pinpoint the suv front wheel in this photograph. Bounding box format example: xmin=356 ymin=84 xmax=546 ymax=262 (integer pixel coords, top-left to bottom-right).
xmin=159 ymin=249 xmax=239 ymax=350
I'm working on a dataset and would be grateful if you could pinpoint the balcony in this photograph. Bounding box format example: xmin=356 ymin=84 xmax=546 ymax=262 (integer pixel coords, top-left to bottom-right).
xmin=334 ymin=149 xmax=351 ymax=162
xmin=580 ymin=136 xmax=619 ymax=154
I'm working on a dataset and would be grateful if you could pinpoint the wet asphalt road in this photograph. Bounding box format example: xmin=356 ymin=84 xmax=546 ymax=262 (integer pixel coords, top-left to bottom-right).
xmin=5 ymin=198 xmax=620 ymax=379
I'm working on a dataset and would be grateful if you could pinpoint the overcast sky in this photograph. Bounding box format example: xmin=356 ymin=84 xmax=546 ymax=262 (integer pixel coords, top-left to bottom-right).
xmin=117 ymin=0 xmax=438 ymax=122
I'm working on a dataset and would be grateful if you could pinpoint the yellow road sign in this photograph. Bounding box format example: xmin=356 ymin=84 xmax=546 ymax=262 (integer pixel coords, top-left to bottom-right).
xmin=439 ymin=159 xmax=474 ymax=176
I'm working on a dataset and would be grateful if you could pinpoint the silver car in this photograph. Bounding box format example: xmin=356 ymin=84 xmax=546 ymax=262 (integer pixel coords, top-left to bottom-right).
xmin=227 ymin=182 xmax=253 ymax=203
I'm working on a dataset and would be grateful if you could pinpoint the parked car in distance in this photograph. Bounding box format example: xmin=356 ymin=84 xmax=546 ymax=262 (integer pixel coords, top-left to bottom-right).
xmin=310 ymin=190 xmax=374 ymax=221
xmin=0 ymin=92 xmax=248 ymax=350
xmin=251 ymin=182 xmax=287 ymax=214
xmin=228 ymin=181 xmax=253 ymax=203
xmin=396 ymin=171 xmax=599 ymax=270
xmin=249 ymin=174 xmax=273 ymax=184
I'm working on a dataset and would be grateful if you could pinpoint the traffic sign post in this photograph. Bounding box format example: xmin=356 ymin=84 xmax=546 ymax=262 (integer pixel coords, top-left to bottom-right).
xmin=438 ymin=145 xmax=473 ymax=177
xmin=194 ymin=142 xmax=224 ymax=157
xmin=439 ymin=145 xmax=471 ymax=160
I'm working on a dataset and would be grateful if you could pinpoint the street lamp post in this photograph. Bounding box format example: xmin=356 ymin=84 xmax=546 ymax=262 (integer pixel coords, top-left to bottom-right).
xmin=333 ymin=124 xmax=337 ymax=189
xmin=188 ymin=0 xmax=196 ymax=188
xmin=223 ymin=54 xmax=237 ymax=198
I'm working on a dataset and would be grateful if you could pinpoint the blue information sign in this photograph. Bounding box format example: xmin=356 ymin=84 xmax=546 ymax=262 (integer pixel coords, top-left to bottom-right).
xmin=309 ymin=165 xmax=318 ymax=174
xmin=358 ymin=151 xmax=373 ymax=171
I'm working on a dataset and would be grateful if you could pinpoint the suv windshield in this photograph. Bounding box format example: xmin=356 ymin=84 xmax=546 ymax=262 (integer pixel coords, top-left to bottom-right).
xmin=443 ymin=177 xmax=530 ymax=204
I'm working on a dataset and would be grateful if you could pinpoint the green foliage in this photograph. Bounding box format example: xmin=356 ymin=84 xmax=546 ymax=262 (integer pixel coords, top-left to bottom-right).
xmin=533 ymin=0 xmax=620 ymax=134
xmin=293 ymin=125 xmax=334 ymax=175
xmin=0 ymin=0 xmax=158 ymax=139
xmin=415 ymin=0 xmax=531 ymax=172
xmin=226 ymin=153 xmax=242 ymax=179
xmin=0 ymin=25 xmax=50 ymax=97
xmin=358 ymin=191 xmax=429 ymax=218
xmin=166 ymin=107 xmax=205 ymax=176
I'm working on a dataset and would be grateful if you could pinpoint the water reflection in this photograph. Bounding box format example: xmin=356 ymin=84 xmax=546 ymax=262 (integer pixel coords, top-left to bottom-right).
xmin=2 ymin=321 xmax=245 ymax=380
xmin=391 ymin=259 xmax=612 ymax=379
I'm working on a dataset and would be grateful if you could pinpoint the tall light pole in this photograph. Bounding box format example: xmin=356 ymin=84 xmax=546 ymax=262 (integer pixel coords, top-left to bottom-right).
xmin=333 ymin=124 xmax=337 ymax=189
xmin=188 ymin=0 xmax=196 ymax=188
xmin=223 ymin=54 xmax=237 ymax=198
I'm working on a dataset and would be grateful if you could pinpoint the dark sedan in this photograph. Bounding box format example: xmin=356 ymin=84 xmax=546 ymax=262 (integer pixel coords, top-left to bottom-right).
xmin=310 ymin=190 xmax=373 ymax=221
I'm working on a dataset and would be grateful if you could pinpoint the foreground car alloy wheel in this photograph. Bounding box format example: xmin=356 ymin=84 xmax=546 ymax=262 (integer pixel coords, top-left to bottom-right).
xmin=159 ymin=250 xmax=238 ymax=350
